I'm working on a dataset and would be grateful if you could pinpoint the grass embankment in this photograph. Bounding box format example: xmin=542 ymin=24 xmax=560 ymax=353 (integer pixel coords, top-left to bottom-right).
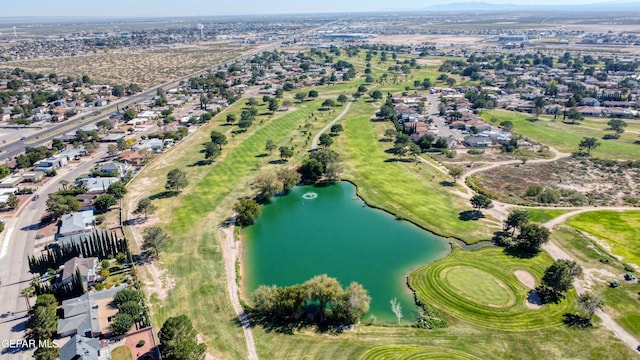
xmin=362 ymin=345 xmax=481 ymax=360
xmin=481 ymin=110 xmax=640 ymax=160
xmin=566 ymin=211 xmax=640 ymax=268
xmin=409 ymin=246 xmax=576 ymax=330
xmin=127 ymin=101 xmax=323 ymax=359
xmin=339 ymin=100 xmax=493 ymax=243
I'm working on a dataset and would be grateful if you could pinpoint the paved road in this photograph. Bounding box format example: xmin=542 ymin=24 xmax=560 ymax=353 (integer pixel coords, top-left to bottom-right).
xmin=0 ymin=151 xmax=105 ymax=359
xmin=310 ymin=101 xmax=352 ymax=150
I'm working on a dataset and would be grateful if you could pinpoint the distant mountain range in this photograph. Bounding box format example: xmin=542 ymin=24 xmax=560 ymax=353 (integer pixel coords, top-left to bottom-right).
xmin=417 ymin=1 xmax=640 ymax=12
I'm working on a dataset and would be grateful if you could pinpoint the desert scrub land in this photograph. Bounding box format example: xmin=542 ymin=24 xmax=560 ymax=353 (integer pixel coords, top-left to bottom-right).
xmin=2 ymin=42 xmax=246 ymax=88
xmin=468 ymin=158 xmax=640 ymax=206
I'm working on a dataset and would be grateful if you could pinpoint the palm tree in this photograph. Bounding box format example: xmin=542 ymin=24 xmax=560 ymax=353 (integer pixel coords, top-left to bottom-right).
xmin=20 ymin=286 xmax=34 ymax=310
xmin=59 ymin=179 xmax=69 ymax=191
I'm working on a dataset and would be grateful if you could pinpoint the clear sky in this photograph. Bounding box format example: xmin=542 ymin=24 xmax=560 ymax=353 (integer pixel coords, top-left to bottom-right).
xmin=2 ymin=0 xmax=598 ymax=17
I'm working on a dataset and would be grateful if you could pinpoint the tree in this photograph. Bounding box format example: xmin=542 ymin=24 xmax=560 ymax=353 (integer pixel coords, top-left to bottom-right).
xmin=330 ymin=124 xmax=343 ymax=133
xmin=107 ymin=144 xmax=119 ymax=157
xmin=209 ymin=131 xmax=228 ymax=149
xmin=578 ymin=137 xmax=600 ymax=155
xmin=46 ymin=194 xmax=81 ymax=219
xmin=165 ymin=169 xmax=188 ymax=192
xmin=119 ymin=301 xmax=144 ymax=322
xmin=246 ymin=98 xmax=258 ymax=106
xmin=370 ymin=90 xmax=383 ymax=100
xmin=499 ymin=120 xmax=513 ymax=132
xmin=309 ymin=148 xmax=340 ymax=171
xmin=6 ymin=193 xmax=19 ymax=208
xmin=95 ymin=194 xmax=117 ymax=213
xmin=134 ymin=198 xmax=157 ymax=219
xmin=268 ymin=98 xmax=279 ymax=113
xmin=299 ymin=159 xmax=324 ymax=183
xmin=384 ymin=128 xmax=397 ymax=141
xmin=449 ymin=167 xmax=463 ymax=182
xmin=107 ymin=181 xmax=127 ymax=199
xmin=542 ymin=260 xmax=574 ymax=296
xmin=390 ymin=297 xmax=403 ymax=324
xmin=253 ymin=173 xmax=282 ymax=201
xmin=142 ymin=226 xmax=170 ymax=257
xmin=233 ymin=198 xmax=261 ymax=227
xmin=321 ymin=99 xmax=336 ymax=109
xmin=34 ymin=346 xmax=59 ymax=360
xmin=276 ymin=168 xmax=301 ymax=192
xmin=279 ymin=146 xmax=293 ymax=161
xmin=237 ymin=119 xmax=253 ymax=129
xmin=159 ymin=315 xmax=206 ymax=360
xmin=318 ymin=133 xmax=333 ymax=147
xmin=123 ymin=108 xmax=137 ymax=121
xmin=282 ymin=99 xmax=293 ymax=110
xmin=112 ymin=85 xmax=125 ymax=97
xmin=335 ymin=282 xmax=370 ymax=324
xmin=578 ymin=292 xmax=604 ymax=321
xmin=516 ymin=223 xmax=550 ymax=253
xmin=607 ymin=119 xmax=627 ymax=134
xmin=504 ymin=209 xmax=529 ymax=235
xmin=265 ymin=139 xmax=276 ymax=154
xmin=305 ymin=274 xmax=342 ymax=323
xmin=226 ymin=114 xmax=236 ymax=124
xmin=114 ymin=288 xmax=143 ymax=305
xmin=308 ymin=90 xmax=319 ymax=100
xmin=533 ymin=97 xmax=547 ymax=120
xmin=110 ymin=313 xmax=134 ymax=336
xmin=51 ymin=138 xmax=66 ymax=151
xmin=470 ymin=194 xmax=492 ymax=212
xmin=337 ymin=94 xmax=348 ymax=103
xmin=294 ymin=92 xmax=306 ymax=102
xmin=203 ymin=142 xmax=221 ymax=162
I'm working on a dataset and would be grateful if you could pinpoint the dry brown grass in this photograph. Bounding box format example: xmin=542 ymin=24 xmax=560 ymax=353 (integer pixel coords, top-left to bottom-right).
xmin=1 ymin=42 xmax=247 ymax=89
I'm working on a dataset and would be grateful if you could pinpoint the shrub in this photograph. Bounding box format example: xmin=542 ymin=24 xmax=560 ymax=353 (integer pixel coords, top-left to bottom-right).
xmin=137 ymin=340 xmax=145 ymax=347
xmin=525 ymin=185 xmax=543 ymax=197
xmin=467 ymin=149 xmax=485 ymax=155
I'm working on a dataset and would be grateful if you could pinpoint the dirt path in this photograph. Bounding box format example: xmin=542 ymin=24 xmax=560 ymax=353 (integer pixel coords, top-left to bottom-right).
xmin=220 ymin=224 xmax=259 ymax=360
xmin=310 ymin=101 xmax=352 ymax=150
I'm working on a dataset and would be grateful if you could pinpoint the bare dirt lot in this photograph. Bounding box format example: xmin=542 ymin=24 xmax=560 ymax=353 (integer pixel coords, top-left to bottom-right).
xmin=1 ymin=42 xmax=246 ymax=89
xmin=470 ymin=157 xmax=640 ymax=207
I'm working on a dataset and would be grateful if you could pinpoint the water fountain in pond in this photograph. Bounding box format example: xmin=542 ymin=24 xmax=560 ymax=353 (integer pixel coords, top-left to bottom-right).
xmin=302 ymin=192 xmax=318 ymax=200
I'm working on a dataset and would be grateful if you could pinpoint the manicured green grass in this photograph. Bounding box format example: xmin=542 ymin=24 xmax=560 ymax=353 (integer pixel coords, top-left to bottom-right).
xmin=550 ymin=227 xmax=620 ymax=269
xmin=362 ymin=345 xmax=481 ymax=360
xmin=566 ymin=211 xmax=640 ymax=267
xmin=446 ymin=266 xmax=515 ymax=308
xmin=340 ymin=100 xmax=493 ymax=243
xmin=409 ymin=246 xmax=577 ymax=330
xmin=481 ymin=110 xmax=640 ymax=160
xmin=602 ymin=283 xmax=640 ymax=338
xmin=111 ymin=346 xmax=132 ymax=360
xmin=525 ymin=209 xmax=571 ymax=224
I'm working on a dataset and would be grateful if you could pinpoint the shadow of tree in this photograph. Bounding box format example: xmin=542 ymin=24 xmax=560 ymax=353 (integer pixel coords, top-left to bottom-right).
xmin=255 ymin=153 xmax=268 ymax=158
xmin=187 ymin=160 xmax=211 ymax=167
xmin=458 ymin=210 xmax=484 ymax=221
xmin=440 ymin=180 xmax=456 ymax=187
xmin=149 ymin=191 xmax=179 ymax=200
xmin=503 ymin=246 xmax=539 ymax=259
xmin=563 ymin=313 xmax=592 ymax=328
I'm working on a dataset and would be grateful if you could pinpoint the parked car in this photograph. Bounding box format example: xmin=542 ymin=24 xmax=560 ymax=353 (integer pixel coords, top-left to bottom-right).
xmin=32 ymin=194 xmax=40 ymax=201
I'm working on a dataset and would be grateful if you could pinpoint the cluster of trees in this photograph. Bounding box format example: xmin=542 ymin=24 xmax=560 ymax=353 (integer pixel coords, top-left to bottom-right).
xmin=159 ymin=315 xmax=207 ymax=360
xmin=299 ymin=148 xmax=341 ymax=183
xmin=34 ymin=268 xmax=85 ymax=302
xmin=498 ymin=210 xmax=551 ymax=253
xmin=28 ymin=230 xmax=131 ymax=275
xmin=250 ymin=274 xmax=370 ymax=328
xmin=252 ymin=168 xmax=301 ymax=202
xmin=26 ymin=294 xmax=59 ymax=360
xmin=202 ymin=130 xmax=228 ymax=163
xmin=16 ymin=146 xmax=56 ymax=169
xmin=536 ymin=260 xmax=582 ymax=304
xmin=111 ymin=288 xmax=149 ymax=336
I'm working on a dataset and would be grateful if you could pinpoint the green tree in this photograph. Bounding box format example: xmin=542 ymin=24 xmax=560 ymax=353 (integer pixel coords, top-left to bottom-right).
xmin=165 ymin=169 xmax=188 ymax=192
xmin=321 ymin=99 xmax=335 ymax=108
xmin=123 ymin=108 xmax=137 ymax=121
xmin=304 ymin=274 xmax=342 ymax=323
xmin=203 ymin=142 xmax=221 ymax=162
xmin=279 ymin=146 xmax=293 ymax=161
xmin=542 ymin=260 xmax=574 ymax=295
xmin=578 ymin=292 xmax=604 ymax=321
xmin=330 ymin=124 xmax=343 ymax=133
xmin=134 ymin=198 xmax=157 ymax=219
xmin=265 ymin=139 xmax=276 ymax=154
xmin=34 ymin=347 xmax=59 ymax=360
xmin=370 ymin=90 xmax=383 ymax=100
xmin=114 ymin=288 xmax=143 ymax=305
xmin=337 ymin=94 xmax=348 ymax=103
xmin=209 ymin=131 xmax=228 ymax=149
xmin=449 ymin=167 xmax=463 ymax=182
xmin=384 ymin=128 xmax=397 ymax=141
xmin=294 ymin=92 xmax=306 ymax=102
xmin=119 ymin=301 xmax=143 ymax=322
xmin=142 ymin=226 xmax=170 ymax=257
xmin=268 ymin=98 xmax=279 ymax=113
xmin=277 ymin=168 xmax=301 ymax=192
xmin=159 ymin=315 xmax=206 ymax=360
xmin=470 ymin=194 xmax=492 ymax=211
xmin=308 ymin=90 xmax=319 ymax=99
xmin=309 ymin=148 xmax=340 ymax=171
xmin=51 ymin=138 xmax=66 ymax=151
xmin=516 ymin=223 xmax=550 ymax=252
xmin=233 ymin=198 xmax=261 ymax=226
xmin=504 ymin=209 xmax=530 ymax=235
xmin=95 ymin=194 xmax=117 ymax=213
xmin=499 ymin=120 xmax=513 ymax=132
xmin=299 ymin=159 xmax=324 ymax=183
xmin=607 ymin=119 xmax=628 ymax=134
xmin=0 ymin=165 xmax=10 ymax=180
xmin=578 ymin=137 xmax=600 ymax=155
xmin=110 ymin=313 xmax=134 ymax=336
xmin=107 ymin=181 xmax=127 ymax=199
xmin=45 ymin=194 xmax=81 ymax=219
xmin=334 ymin=282 xmax=370 ymax=324
xmin=6 ymin=193 xmax=19 ymax=208
xmin=318 ymin=133 xmax=333 ymax=147
xmin=226 ymin=114 xmax=236 ymax=124
xmin=252 ymin=173 xmax=283 ymax=201
xmin=112 ymin=85 xmax=125 ymax=97
xmin=246 ymin=98 xmax=258 ymax=106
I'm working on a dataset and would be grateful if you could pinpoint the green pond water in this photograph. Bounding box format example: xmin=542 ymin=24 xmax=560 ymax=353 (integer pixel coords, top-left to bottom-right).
xmin=243 ymin=182 xmax=450 ymax=323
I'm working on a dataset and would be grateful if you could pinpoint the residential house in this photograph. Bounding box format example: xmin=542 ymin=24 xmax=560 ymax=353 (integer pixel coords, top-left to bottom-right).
xmin=464 ymin=136 xmax=493 ymax=148
xmin=75 ymin=194 xmax=99 ymax=211
xmin=34 ymin=155 xmax=68 ymax=172
xmin=576 ymin=106 xmax=602 ymax=117
xmin=118 ymin=150 xmax=143 ymax=166
xmin=58 ymin=210 xmax=95 ymax=237
xmin=78 ymin=177 xmax=118 ymax=194
xmin=98 ymin=162 xmax=131 ymax=177
xmin=61 ymin=257 xmax=98 ymax=290
xmin=0 ymin=175 xmax=23 ymax=188
xmin=57 ymin=285 xmax=126 ymax=338
xmin=59 ymin=334 xmax=101 ymax=360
